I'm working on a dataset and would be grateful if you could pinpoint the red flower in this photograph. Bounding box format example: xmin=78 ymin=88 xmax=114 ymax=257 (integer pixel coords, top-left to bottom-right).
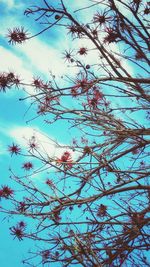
xmin=104 ymin=100 xmax=110 ymax=108
xmin=7 ymin=27 xmax=29 ymax=45
xmin=93 ymin=12 xmax=112 ymax=26
xmin=71 ymin=87 xmax=79 ymax=97
xmin=74 ymin=77 xmax=93 ymax=93
xmin=32 ymin=77 xmax=44 ymax=89
xmin=56 ymin=151 xmax=73 ymax=169
xmin=7 ymin=72 xmax=20 ymax=84
xmin=8 ymin=143 xmax=21 ymax=155
xmin=41 ymin=250 xmax=50 ymax=263
xmin=17 ymin=201 xmax=27 ymax=213
xmin=0 ymin=186 xmax=14 ymax=198
xmin=97 ymin=204 xmax=107 ymax=217
xmin=88 ymin=98 xmax=98 ymax=107
xmin=28 ymin=136 xmax=38 ymax=152
xmin=77 ymin=47 xmax=88 ymax=56
xmin=93 ymin=89 xmax=103 ymax=100
xmin=0 ymin=73 xmax=10 ymax=92
xmin=45 ymin=179 xmax=55 ymax=188
xmin=88 ymin=90 xmax=103 ymax=108
xmin=18 ymin=221 xmax=26 ymax=228
xmin=91 ymin=28 xmax=98 ymax=38
xmin=10 ymin=222 xmax=26 ymax=240
xmin=104 ymin=28 xmax=120 ymax=43
xmin=67 ymin=24 xmax=78 ymax=36
xmin=67 ymin=24 xmax=84 ymax=38
xmin=132 ymin=149 xmax=139 ymax=155
xmin=29 ymin=141 xmax=38 ymax=151
xmin=37 ymin=104 xmax=48 ymax=114
xmin=44 ymin=96 xmax=59 ymax=105
xmin=61 ymin=151 xmax=71 ymax=162
xmin=0 ymin=72 xmax=20 ymax=92
xmin=22 ymin=162 xmax=33 ymax=170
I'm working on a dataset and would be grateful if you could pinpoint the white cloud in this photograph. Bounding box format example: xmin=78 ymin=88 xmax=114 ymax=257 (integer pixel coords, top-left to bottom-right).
xmin=14 ymin=38 xmax=74 ymax=78
xmin=1 ymin=0 xmax=15 ymax=8
xmin=9 ymin=126 xmax=74 ymax=160
xmin=0 ymin=46 xmax=32 ymax=80
xmin=108 ymin=43 xmax=134 ymax=76
xmin=0 ymin=45 xmax=36 ymax=96
xmin=0 ymin=0 xmax=133 ymax=86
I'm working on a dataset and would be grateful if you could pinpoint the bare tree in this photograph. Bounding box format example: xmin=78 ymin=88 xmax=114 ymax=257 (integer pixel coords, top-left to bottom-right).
xmin=0 ymin=0 xmax=150 ymax=266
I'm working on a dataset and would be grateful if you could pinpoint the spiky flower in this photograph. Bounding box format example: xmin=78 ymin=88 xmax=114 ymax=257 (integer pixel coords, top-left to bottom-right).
xmin=77 ymin=47 xmax=88 ymax=56
xmin=56 ymin=151 xmax=73 ymax=169
xmin=104 ymin=28 xmax=120 ymax=43
xmin=7 ymin=27 xmax=29 ymax=44
xmin=45 ymin=179 xmax=55 ymax=188
xmin=63 ymin=49 xmax=74 ymax=63
xmin=8 ymin=143 xmax=21 ymax=155
xmin=22 ymin=162 xmax=33 ymax=171
xmin=67 ymin=24 xmax=84 ymax=38
xmin=93 ymin=12 xmax=112 ymax=26
xmin=0 ymin=186 xmax=14 ymax=198
xmin=0 ymin=72 xmax=20 ymax=92
xmin=10 ymin=221 xmax=26 ymax=241
xmin=97 ymin=204 xmax=107 ymax=217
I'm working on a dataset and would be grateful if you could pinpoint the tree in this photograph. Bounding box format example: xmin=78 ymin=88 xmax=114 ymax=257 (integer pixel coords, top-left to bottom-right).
xmin=0 ymin=0 xmax=150 ymax=266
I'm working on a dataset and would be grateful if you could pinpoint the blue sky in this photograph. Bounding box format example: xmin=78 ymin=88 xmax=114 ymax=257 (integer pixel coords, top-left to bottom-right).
xmin=0 ymin=0 xmax=149 ymax=266
xmin=0 ymin=1 xmax=73 ymax=266
xmin=0 ymin=1 xmax=95 ymax=266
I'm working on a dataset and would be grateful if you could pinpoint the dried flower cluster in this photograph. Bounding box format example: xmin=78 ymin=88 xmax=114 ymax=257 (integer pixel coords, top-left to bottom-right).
xmin=0 ymin=0 xmax=150 ymax=266
xmin=7 ymin=27 xmax=29 ymax=44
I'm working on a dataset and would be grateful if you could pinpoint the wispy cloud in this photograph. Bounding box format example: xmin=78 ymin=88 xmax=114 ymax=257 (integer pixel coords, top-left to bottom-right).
xmin=9 ymin=126 xmax=74 ymax=160
xmin=0 ymin=46 xmax=32 ymax=80
xmin=0 ymin=0 xmax=15 ymax=8
xmin=14 ymin=38 xmax=79 ymax=78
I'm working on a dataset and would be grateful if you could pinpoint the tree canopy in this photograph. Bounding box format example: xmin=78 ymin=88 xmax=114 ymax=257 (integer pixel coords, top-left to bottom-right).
xmin=0 ymin=0 xmax=150 ymax=266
